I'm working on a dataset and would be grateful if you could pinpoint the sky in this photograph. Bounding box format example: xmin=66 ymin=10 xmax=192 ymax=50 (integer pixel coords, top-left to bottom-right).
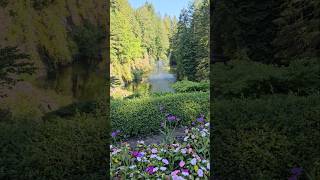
xmin=128 ymin=0 xmax=191 ymax=18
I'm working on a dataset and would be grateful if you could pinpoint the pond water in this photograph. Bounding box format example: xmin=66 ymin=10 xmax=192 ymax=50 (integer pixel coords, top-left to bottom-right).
xmin=125 ymin=60 xmax=176 ymax=94
xmin=39 ymin=60 xmax=175 ymax=102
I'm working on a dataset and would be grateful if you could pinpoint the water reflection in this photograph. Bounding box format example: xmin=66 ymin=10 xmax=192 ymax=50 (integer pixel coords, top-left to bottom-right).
xmin=125 ymin=60 xmax=176 ymax=95
xmin=42 ymin=62 xmax=105 ymax=101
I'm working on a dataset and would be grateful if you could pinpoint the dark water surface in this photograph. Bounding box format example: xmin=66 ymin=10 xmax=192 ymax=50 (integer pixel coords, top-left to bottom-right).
xmin=40 ymin=62 xmax=105 ymax=101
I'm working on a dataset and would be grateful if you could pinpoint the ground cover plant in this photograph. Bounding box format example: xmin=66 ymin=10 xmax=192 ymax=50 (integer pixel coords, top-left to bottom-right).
xmin=111 ymin=111 xmax=210 ymax=179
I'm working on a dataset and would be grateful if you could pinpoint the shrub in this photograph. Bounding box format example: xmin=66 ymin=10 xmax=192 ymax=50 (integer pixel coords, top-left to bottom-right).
xmin=171 ymin=80 xmax=209 ymax=93
xmin=111 ymin=92 xmax=209 ymax=138
xmin=0 ymin=108 xmax=108 ymax=179
xmin=212 ymin=94 xmax=320 ymax=179
xmin=212 ymin=59 xmax=320 ymax=98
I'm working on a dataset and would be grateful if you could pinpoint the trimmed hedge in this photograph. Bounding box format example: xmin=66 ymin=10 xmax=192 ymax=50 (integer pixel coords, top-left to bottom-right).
xmin=171 ymin=80 xmax=209 ymax=93
xmin=212 ymin=94 xmax=320 ymax=179
xmin=111 ymin=92 xmax=209 ymax=138
xmin=0 ymin=111 xmax=108 ymax=179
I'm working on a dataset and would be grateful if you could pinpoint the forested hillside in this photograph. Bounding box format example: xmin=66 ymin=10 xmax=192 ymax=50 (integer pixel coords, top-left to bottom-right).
xmin=110 ymin=0 xmax=175 ymax=85
xmin=212 ymin=0 xmax=319 ymax=64
xmin=171 ymin=0 xmax=210 ymax=81
xmin=0 ymin=0 xmax=106 ymax=75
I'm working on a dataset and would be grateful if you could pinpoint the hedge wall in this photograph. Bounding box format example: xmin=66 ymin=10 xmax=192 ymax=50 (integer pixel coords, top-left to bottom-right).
xmin=212 ymin=94 xmax=320 ymax=179
xmin=111 ymin=92 xmax=210 ymax=138
xmin=0 ymin=113 xmax=108 ymax=179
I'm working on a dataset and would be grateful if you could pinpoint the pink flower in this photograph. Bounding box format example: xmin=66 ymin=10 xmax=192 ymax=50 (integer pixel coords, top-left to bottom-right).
xmin=179 ymin=160 xmax=185 ymax=167
xmin=171 ymin=170 xmax=180 ymax=176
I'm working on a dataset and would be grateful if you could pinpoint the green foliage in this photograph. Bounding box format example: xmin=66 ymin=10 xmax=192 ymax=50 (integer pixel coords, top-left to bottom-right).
xmin=212 ymin=59 xmax=320 ymax=98
xmin=0 ymin=46 xmax=36 ymax=96
xmin=43 ymin=101 xmax=97 ymax=119
xmin=273 ymin=0 xmax=320 ymax=64
xmin=72 ymin=21 xmax=105 ymax=65
xmin=212 ymin=0 xmax=319 ymax=64
xmin=31 ymin=0 xmax=55 ymax=10
xmin=111 ymin=92 xmax=209 ymax=138
xmin=0 ymin=0 xmax=8 ymax=7
xmin=212 ymin=94 xmax=320 ymax=179
xmin=0 ymin=112 xmax=107 ymax=179
xmin=171 ymin=0 xmax=209 ymax=81
xmin=171 ymin=80 xmax=209 ymax=93
xmin=110 ymin=0 xmax=172 ymax=84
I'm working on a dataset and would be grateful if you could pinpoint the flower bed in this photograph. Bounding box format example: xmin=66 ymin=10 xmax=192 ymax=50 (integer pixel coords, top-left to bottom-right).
xmin=110 ymin=116 xmax=210 ymax=179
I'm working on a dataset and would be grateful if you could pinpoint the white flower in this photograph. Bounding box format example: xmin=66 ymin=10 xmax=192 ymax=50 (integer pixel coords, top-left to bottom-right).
xmin=129 ymin=165 xmax=136 ymax=169
xmin=172 ymin=176 xmax=185 ymax=180
xmin=130 ymin=173 xmax=133 ymax=177
xmin=191 ymin=135 xmax=195 ymax=139
xmin=162 ymin=159 xmax=169 ymax=165
xmin=137 ymin=140 xmax=145 ymax=144
xmin=174 ymin=147 xmax=181 ymax=153
xmin=153 ymin=167 xmax=159 ymax=172
xmin=205 ymin=123 xmax=209 ymax=127
xmin=150 ymin=154 xmax=157 ymax=158
xmin=183 ymin=136 xmax=188 ymax=142
xmin=181 ymin=148 xmax=187 ymax=154
xmin=156 ymin=156 xmax=162 ymax=160
xmin=151 ymin=148 xmax=158 ymax=153
xmin=202 ymin=160 xmax=207 ymax=163
xmin=201 ymin=131 xmax=206 ymax=137
xmin=207 ymin=163 xmax=210 ymax=170
xmin=160 ymin=167 xmax=167 ymax=171
xmin=184 ymin=129 xmax=189 ymax=133
xmin=137 ymin=157 xmax=142 ymax=161
xmin=190 ymin=158 xmax=197 ymax=165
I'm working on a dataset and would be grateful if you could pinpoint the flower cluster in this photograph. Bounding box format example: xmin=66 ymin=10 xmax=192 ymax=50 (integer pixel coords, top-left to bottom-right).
xmin=110 ymin=115 xmax=210 ymax=179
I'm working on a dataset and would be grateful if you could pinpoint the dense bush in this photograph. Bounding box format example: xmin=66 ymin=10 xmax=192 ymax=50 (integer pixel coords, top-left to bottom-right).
xmin=111 ymin=92 xmax=209 ymax=138
xmin=43 ymin=101 xmax=97 ymax=119
xmin=212 ymin=94 xmax=320 ymax=179
xmin=212 ymin=59 xmax=320 ymax=98
xmin=171 ymin=80 xmax=209 ymax=93
xmin=0 ymin=105 xmax=108 ymax=179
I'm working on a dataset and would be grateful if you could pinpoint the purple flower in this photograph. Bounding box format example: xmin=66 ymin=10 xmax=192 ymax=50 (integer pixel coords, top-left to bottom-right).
xmin=131 ymin=151 xmax=143 ymax=158
xmin=197 ymin=169 xmax=204 ymax=177
xmin=146 ymin=166 xmax=155 ymax=175
xmin=111 ymin=132 xmax=117 ymax=137
xmin=181 ymin=169 xmax=189 ymax=176
xmin=111 ymin=130 xmax=121 ymax=137
xmin=290 ymin=167 xmax=303 ymax=176
xmin=167 ymin=114 xmax=177 ymax=121
xmin=197 ymin=114 xmax=205 ymax=123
